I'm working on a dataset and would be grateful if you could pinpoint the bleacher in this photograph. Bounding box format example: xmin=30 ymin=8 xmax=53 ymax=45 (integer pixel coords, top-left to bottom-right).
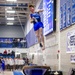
xmin=0 ymin=53 xmax=15 ymax=58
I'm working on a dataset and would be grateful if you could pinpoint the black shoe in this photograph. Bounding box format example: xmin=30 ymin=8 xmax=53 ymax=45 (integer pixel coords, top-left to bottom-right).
xmin=39 ymin=43 xmax=43 ymax=47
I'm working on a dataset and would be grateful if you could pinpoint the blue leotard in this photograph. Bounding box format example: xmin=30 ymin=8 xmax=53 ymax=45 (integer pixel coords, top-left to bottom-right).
xmin=30 ymin=12 xmax=44 ymax=31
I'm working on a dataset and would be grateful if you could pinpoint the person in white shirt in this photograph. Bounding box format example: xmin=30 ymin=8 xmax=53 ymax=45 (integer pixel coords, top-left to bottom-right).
xmin=19 ymin=58 xmax=25 ymax=69
xmin=9 ymin=58 xmax=12 ymax=71
xmin=17 ymin=58 xmax=20 ymax=69
xmin=9 ymin=58 xmax=14 ymax=71
xmin=6 ymin=58 xmax=10 ymax=70
xmin=8 ymin=50 xmax=11 ymax=55
xmin=14 ymin=58 xmax=18 ymax=70
xmin=17 ymin=58 xmax=21 ymax=69
xmin=20 ymin=39 xmax=26 ymax=48
xmin=21 ymin=58 xmax=25 ymax=69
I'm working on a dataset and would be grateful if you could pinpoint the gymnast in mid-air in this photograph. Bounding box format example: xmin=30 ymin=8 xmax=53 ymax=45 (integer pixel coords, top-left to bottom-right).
xmin=29 ymin=5 xmax=45 ymax=50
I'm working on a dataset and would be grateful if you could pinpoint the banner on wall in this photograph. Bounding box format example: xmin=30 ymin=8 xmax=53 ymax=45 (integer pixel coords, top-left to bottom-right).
xmin=63 ymin=3 xmax=66 ymax=28
xmin=60 ymin=7 xmax=63 ymax=30
xmin=43 ymin=0 xmax=54 ymax=35
xmin=60 ymin=0 xmax=75 ymax=30
xmin=70 ymin=55 xmax=75 ymax=63
xmin=72 ymin=0 xmax=75 ymax=24
xmin=67 ymin=30 xmax=75 ymax=53
xmin=66 ymin=0 xmax=71 ymax=27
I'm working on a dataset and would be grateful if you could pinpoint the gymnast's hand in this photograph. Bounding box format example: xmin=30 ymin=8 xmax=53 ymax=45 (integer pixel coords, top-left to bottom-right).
xmin=30 ymin=17 xmax=37 ymax=23
xmin=32 ymin=17 xmax=37 ymax=22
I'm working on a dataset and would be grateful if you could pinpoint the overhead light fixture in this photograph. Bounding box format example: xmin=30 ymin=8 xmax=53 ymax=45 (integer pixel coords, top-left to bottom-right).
xmin=7 ymin=18 xmax=14 ymax=20
xmin=6 ymin=10 xmax=15 ymax=13
xmin=8 ymin=7 xmax=12 ymax=9
xmin=5 ymin=15 xmax=7 ymax=18
xmin=5 ymin=7 xmax=12 ymax=10
xmin=6 ymin=0 xmax=17 ymax=2
xmin=7 ymin=22 xmax=13 ymax=25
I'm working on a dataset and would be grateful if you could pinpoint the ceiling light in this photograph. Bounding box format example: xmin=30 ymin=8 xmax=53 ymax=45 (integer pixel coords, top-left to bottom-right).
xmin=6 ymin=10 xmax=15 ymax=13
xmin=6 ymin=0 xmax=17 ymax=2
xmin=5 ymin=15 xmax=7 ymax=18
xmin=5 ymin=7 xmax=12 ymax=10
xmin=7 ymin=22 xmax=13 ymax=25
xmin=7 ymin=18 xmax=14 ymax=20
xmin=8 ymin=7 xmax=12 ymax=9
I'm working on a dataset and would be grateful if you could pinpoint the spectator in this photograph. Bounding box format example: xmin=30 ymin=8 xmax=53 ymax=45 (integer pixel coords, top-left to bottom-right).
xmin=25 ymin=57 xmax=29 ymax=65
xmin=13 ymin=39 xmax=18 ymax=47
xmin=1 ymin=58 xmax=5 ymax=73
xmin=14 ymin=58 xmax=18 ymax=70
xmin=20 ymin=39 xmax=26 ymax=48
xmin=8 ymin=50 xmax=11 ymax=55
xmin=3 ymin=50 xmax=7 ymax=54
xmin=11 ymin=50 xmax=15 ymax=56
xmin=0 ymin=58 xmax=2 ymax=73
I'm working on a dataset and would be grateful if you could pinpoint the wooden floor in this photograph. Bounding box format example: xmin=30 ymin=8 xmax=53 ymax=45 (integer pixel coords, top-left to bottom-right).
xmin=0 ymin=70 xmax=24 ymax=75
xmin=0 ymin=71 xmax=13 ymax=75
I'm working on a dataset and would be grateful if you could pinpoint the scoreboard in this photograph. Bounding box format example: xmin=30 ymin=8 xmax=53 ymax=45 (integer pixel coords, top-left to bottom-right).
xmin=60 ymin=0 xmax=75 ymax=30
xmin=43 ymin=0 xmax=56 ymax=35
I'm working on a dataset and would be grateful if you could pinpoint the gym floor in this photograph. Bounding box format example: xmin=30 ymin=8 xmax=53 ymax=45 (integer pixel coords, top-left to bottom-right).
xmin=0 ymin=71 xmax=12 ymax=75
xmin=0 ymin=70 xmax=24 ymax=75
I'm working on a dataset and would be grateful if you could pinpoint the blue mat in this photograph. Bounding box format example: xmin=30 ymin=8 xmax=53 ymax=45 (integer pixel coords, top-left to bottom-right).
xmin=31 ymin=69 xmax=43 ymax=75
xmin=24 ymin=68 xmax=46 ymax=75
xmin=13 ymin=69 xmax=46 ymax=75
xmin=13 ymin=71 xmax=23 ymax=75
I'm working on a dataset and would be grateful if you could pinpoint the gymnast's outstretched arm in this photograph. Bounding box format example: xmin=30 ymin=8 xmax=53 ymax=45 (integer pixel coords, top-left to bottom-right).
xmin=35 ymin=9 xmax=44 ymax=13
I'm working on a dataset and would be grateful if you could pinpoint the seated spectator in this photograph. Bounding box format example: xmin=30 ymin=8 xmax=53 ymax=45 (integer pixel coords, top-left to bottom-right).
xmin=20 ymin=39 xmax=26 ymax=48
xmin=11 ymin=50 xmax=15 ymax=56
xmin=8 ymin=50 xmax=11 ymax=55
xmin=3 ymin=50 xmax=7 ymax=54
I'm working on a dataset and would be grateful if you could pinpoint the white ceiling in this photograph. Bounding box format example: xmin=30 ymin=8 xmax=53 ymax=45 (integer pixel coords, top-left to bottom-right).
xmin=0 ymin=0 xmax=36 ymax=26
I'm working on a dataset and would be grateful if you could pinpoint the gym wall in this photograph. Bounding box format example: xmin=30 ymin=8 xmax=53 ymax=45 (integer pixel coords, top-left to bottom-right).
xmin=0 ymin=25 xmax=24 ymax=38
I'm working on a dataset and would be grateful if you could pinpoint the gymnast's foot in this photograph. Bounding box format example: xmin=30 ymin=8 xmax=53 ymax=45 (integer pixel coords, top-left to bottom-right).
xmin=39 ymin=43 xmax=45 ymax=50
xmin=39 ymin=43 xmax=43 ymax=47
xmin=42 ymin=45 xmax=45 ymax=50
